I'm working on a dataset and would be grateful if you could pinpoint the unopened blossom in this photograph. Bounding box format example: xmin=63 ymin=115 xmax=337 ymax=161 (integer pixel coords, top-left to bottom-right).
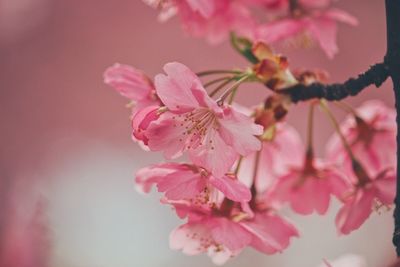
xmin=169 ymin=196 xmax=298 ymax=264
xmin=135 ymin=162 xmax=251 ymax=202
xmin=336 ymin=167 xmax=395 ymax=235
xmin=252 ymin=42 xmax=297 ymax=90
xmin=254 ymin=0 xmax=358 ymax=58
xmin=146 ymin=62 xmax=263 ymax=178
xmin=326 ymin=100 xmax=396 ymax=180
xmin=104 ymin=63 xmax=161 ymax=146
xmin=238 ymin=122 xmax=304 ymax=193
xmin=269 ymin=155 xmax=349 ymax=215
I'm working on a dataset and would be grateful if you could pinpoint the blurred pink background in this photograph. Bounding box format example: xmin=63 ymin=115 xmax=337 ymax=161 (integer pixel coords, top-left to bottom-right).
xmin=0 ymin=0 xmax=396 ymax=266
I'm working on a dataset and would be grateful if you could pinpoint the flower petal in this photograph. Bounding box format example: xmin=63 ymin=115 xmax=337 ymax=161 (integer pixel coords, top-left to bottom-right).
xmin=218 ymin=107 xmax=263 ymax=156
xmin=154 ymin=62 xmax=206 ymax=112
xmin=209 ymin=175 xmax=251 ymax=202
xmin=104 ymin=63 xmax=153 ymax=101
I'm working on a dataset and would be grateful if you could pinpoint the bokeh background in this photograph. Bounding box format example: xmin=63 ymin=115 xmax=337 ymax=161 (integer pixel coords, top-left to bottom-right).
xmin=0 ymin=0 xmax=396 ymax=266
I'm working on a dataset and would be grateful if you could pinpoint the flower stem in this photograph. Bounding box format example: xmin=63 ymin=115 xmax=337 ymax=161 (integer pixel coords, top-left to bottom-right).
xmin=252 ymin=150 xmax=261 ymax=191
xmin=217 ymin=75 xmax=249 ymax=105
xmin=319 ymin=100 xmax=355 ymax=161
xmin=234 ymin=156 xmax=243 ymax=176
xmin=196 ymin=70 xmax=242 ymax=77
xmin=209 ymin=77 xmax=235 ymax=97
xmin=306 ymin=103 xmax=315 ymax=155
xmin=333 ymin=101 xmax=359 ymax=117
xmin=320 ymin=102 xmax=370 ymax=185
xmin=203 ymin=76 xmax=232 ymax=88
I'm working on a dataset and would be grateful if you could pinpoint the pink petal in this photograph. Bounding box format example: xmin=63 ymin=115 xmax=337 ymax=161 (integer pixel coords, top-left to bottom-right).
xmin=189 ymin=128 xmax=238 ymax=178
xmin=134 ymin=163 xmax=182 ymax=193
xmin=186 ymin=0 xmax=215 ymax=17
xmin=154 ymin=62 xmax=206 ymax=112
xmin=374 ymin=173 xmax=396 ymax=205
xmin=324 ymin=8 xmax=359 ymax=26
xmin=326 ymin=169 xmax=351 ymax=200
xmin=307 ymin=17 xmax=338 ymax=59
xmin=255 ymin=19 xmax=306 ymax=43
xmin=218 ymin=107 xmax=263 ymax=156
xmin=209 ymin=218 xmax=252 ymax=251
xmin=146 ymin=113 xmax=187 ymax=159
xmin=103 ymin=63 xmax=153 ymax=101
xmin=237 ymin=123 xmax=304 ymax=192
xmin=131 ymin=105 xmax=160 ymax=145
xmin=157 ymin=170 xmax=206 ymax=200
xmin=169 ymin=223 xmax=209 ymax=255
xmin=335 ymin=189 xmax=375 ymax=235
xmin=209 ymin=175 xmax=251 ymax=202
xmin=240 ymin=212 xmax=299 ymax=254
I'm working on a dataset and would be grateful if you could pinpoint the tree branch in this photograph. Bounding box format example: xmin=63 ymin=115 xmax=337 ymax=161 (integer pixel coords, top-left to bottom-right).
xmin=279 ymin=62 xmax=389 ymax=103
xmin=385 ymin=0 xmax=400 ymax=257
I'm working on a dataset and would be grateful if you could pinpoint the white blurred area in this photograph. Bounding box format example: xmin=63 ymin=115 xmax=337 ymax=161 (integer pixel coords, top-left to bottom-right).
xmin=0 ymin=0 xmax=51 ymax=44
xmin=0 ymin=0 xmax=397 ymax=266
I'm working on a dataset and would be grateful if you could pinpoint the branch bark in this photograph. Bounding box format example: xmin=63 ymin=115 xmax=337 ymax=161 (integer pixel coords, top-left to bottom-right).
xmin=385 ymin=0 xmax=400 ymax=257
xmin=279 ymin=62 xmax=389 ymax=103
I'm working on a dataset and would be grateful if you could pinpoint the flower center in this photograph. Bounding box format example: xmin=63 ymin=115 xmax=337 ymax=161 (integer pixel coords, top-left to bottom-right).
xmin=173 ymin=108 xmax=218 ymax=149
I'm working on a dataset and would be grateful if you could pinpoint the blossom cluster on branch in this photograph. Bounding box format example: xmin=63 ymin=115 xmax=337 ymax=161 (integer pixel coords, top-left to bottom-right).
xmin=144 ymin=0 xmax=357 ymax=58
xmin=104 ymin=0 xmax=397 ymax=265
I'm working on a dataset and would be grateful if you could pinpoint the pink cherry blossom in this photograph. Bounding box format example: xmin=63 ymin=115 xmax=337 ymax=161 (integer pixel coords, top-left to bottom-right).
xmin=254 ymin=3 xmax=358 ymax=58
xmin=146 ymin=62 xmax=263 ymax=177
xmin=268 ymin=156 xmax=349 ymax=215
xmin=143 ymin=0 xmax=215 ymax=19
xmin=336 ymin=168 xmax=396 ymax=235
xmin=169 ymin=197 xmax=298 ymax=264
xmin=159 ymin=0 xmax=256 ymax=44
xmin=238 ymin=123 xmax=304 ymax=193
xmin=135 ymin=162 xmax=251 ymax=202
xmin=326 ymin=100 xmax=397 ymax=180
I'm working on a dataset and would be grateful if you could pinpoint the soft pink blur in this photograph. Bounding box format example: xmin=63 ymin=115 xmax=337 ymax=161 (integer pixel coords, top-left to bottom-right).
xmin=0 ymin=0 xmax=396 ymax=266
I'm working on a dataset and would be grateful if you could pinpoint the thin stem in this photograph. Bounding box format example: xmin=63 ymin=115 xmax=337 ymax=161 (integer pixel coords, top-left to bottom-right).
xmin=217 ymin=75 xmax=249 ymax=105
xmin=228 ymin=86 xmax=239 ymax=104
xmin=203 ymin=76 xmax=232 ymax=88
xmin=196 ymin=70 xmax=242 ymax=77
xmin=319 ymin=100 xmax=355 ymax=160
xmin=306 ymin=103 xmax=315 ymax=154
xmin=209 ymin=77 xmax=236 ymax=97
xmin=252 ymin=150 xmax=261 ymax=189
xmin=234 ymin=156 xmax=243 ymax=176
xmin=333 ymin=101 xmax=359 ymax=117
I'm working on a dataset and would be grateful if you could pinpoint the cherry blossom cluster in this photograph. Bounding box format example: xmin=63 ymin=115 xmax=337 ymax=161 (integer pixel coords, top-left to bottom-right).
xmin=144 ymin=0 xmax=358 ymax=58
xmin=103 ymin=0 xmax=397 ymax=265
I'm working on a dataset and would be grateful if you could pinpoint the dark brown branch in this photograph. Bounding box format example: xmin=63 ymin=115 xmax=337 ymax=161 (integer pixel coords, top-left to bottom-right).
xmin=385 ymin=0 xmax=400 ymax=257
xmin=279 ymin=62 xmax=390 ymax=103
